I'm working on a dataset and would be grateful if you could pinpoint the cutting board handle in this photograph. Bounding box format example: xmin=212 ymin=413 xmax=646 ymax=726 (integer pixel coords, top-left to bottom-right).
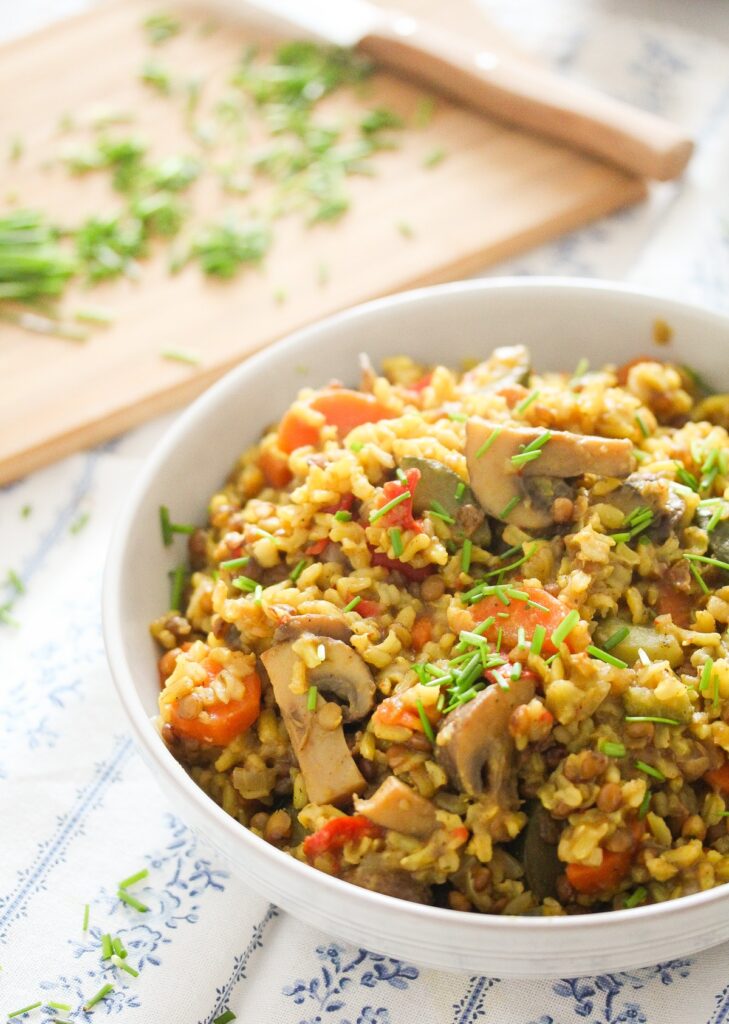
xmin=360 ymin=11 xmax=693 ymax=181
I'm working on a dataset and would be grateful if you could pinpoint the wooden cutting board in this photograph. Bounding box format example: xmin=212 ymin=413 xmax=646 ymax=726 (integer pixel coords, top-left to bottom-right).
xmin=0 ymin=0 xmax=646 ymax=485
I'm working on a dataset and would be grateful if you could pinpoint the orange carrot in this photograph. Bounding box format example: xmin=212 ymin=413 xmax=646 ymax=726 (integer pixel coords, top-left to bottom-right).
xmin=170 ymin=670 xmax=261 ymax=746
xmin=411 ymin=615 xmax=433 ymax=651
xmin=278 ymin=408 xmax=320 ymax=454
xmin=471 ymin=586 xmax=583 ymax=655
xmin=656 ymin=584 xmax=691 ymax=628
xmin=566 ymin=849 xmax=633 ymax=895
xmin=310 ymin=390 xmax=394 ymax=436
xmin=259 ymin=447 xmax=292 ymax=489
xmin=373 ymin=693 xmax=439 ymax=733
xmin=705 ymin=762 xmax=729 ymax=794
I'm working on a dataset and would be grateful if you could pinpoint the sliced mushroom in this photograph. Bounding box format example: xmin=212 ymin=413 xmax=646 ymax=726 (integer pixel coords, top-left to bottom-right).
xmin=275 ymin=614 xmax=352 ymax=645
xmin=354 ymin=776 xmax=438 ymax=837
xmin=261 ymin=642 xmax=366 ymax=806
xmin=462 ymin=345 xmax=531 ymax=394
xmin=400 ymin=456 xmax=491 ymax=546
xmin=696 ymin=506 xmax=729 ymax=563
xmin=466 ymin=419 xmax=635 ymax=530
xmin=436 ymin=675 xmax=535 ymax=803
xmin=604 ymin=473 xmax=688 ymax=542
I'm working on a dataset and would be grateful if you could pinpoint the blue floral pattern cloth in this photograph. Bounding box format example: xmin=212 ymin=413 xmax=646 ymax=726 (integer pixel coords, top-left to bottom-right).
xmin=4 ymin=3 xmax=729 ymax=1021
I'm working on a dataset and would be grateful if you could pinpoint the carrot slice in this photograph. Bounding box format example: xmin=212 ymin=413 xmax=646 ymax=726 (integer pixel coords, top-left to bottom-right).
xmin=471 ymin=586 xmax=583 ymax=655
xmin=170 ymin=670 xmax=261 ymax=746
xmin=566 ymin=849 xmax=632 ymax=895
xmin=278 ymin=408 xmax=320 ymax=454
xmin=259 ymin=447 xmax=292 ymax=489
xmin=411 ymin=615 xmax=433 ymax=651
xmin=705 ymin=762 xmax=729 ymax=794
xmin=655 ymin=584 xmax=692 ymax=628
xmin=310 ymin=390 xmax=394 ymax=436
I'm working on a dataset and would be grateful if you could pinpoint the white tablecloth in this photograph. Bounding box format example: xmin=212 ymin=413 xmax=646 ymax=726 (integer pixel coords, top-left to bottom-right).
xmin=3 ymin=4 xmax=729 ymax=1021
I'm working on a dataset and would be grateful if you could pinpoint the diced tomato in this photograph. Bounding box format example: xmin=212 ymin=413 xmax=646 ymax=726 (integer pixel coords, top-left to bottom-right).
xmin=656 ymin=585 xmax=692 ymax=628
xmin=411 ymin=615 xmax=433 ymax=651
xmin=471 ymin=586 xmax=585 ymax=655
xmin=305 ymin=538 xmax=329 ymax=556
xmin=375 ymin=468 xmax=422 ymax=531
xmin=705 ymin=762 xmax=729 ymax=794
xmin=303 ymin=815 xmax=382 ymax=860
xmin=370 ymin=549 xmax=433 ymax=582
xmin=169 ymin=669 xmax=262 ymax=747
xmin=408 ymin=371 xmax=433 ymax=393
xmin=259 ymin=447 xmax=292 ymax=489
xmin=373 ymin=693 xmax=439 ymax=734
xmin=355 ymin=599 xmax=382 ymax=618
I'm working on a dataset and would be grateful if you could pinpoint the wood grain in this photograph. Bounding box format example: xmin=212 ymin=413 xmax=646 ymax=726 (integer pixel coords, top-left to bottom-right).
xmin=0 ymin=0 xmax=646 ymax=484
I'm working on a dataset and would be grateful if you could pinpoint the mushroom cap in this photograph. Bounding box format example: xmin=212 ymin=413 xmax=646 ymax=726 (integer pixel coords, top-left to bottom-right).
xmin=275 ymin=613 xmax=352 ymax=645
xmin=466 ymin=419 xmax=635 ymax=530
xmin=436 ymin=675 xmax=535 ymax=799
xmin=306 ymin=636 xmax=375 ymax=723
xmin=354 ymin=776 xmax=438 ymax=837
xmin=400 ymin=455 xmax=491 ymax=546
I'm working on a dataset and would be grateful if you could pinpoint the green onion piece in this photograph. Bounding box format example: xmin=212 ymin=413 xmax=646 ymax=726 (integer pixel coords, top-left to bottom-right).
xmin=396 ymin=467 xmax=408 ymax=484
xmin=112 ymin=937 xmax=126 ymax=958
xmin=369 ymin=490 xmax=410 ymax=523
xmin=700 ymin=657 xmax=714 ymax=692
xmin=495 ymin=627 xmax=503 ymax=652
xmin=111 ymin=954 xmax=139 ymax=977
xmin=572 ymin=357 xmax=589 ymax=381
xmin=510 ymin=449 xmax=543 ymax=469
xmin=499 ymin=495 xmax=522 ymax=520
xmin=530 ymin=625 xmax=546 ymax=656
xmin=350 ymin=441 xmax=364 ymax=453
xmin=423 ymin=146 xmax=446 ymax=169
xmin=307 ymin=685 xmax=318 ymax=712
xmin=70 ymin=511 xmax=90 ymax=535
xmin=461 ymin=538 xmax=472 ymax=574
xmin=587 ymin=645 xmax=628 ymax=670
xmin=7 ymin=569 xmax=24 ymax=594
xmin=389 ymin=527 xmax=403 ymax=557
xmin=454 ymin=480 xmax=466 ymax=500
xmin=83 ymin=903 xmax=90 ymax=931
xmin=599 ymin=740 xmax=626 ymax=758
xmin=515 ymin=390 xmax=540 ymax=415
xmin=52 ymin=1019 xmax=74 ymax=1024
xmin=83 ymin=984 xmax=114 ymax=1011
xmin=101 ymin=933 xmax=113 ymax=960
xmin=117 ymin=889 xmax=148 ymax=912
xmin=415 ymin=699 xmax=435 ymax=743
xmin=74 ymin=306 xmax=114 ymax=325
xmin=343 ymin=595 xmax=361 ymax=613
xmin=334 ymin=509 xmax=352 ymax=522
xmin=48 ymin=1003 xmax=71 ymax=1013
xmin=232 ymin=575 xmax=258 ymax=592
xmin=551 ymin=609 xmax=580 ymax=648
xmin=603 ymin=625 xmax=630 ymax=651
xmin=161 ymin=347 xmax=201 ymax=365
xmin=21 ymin=504 xmax=32 ymax=518
xmin=253 ymin=584 xmax=263 ymax=606
xmin=624 ymin=886 xmax=648 ymax=909
xmin=517 ymin=625 xmax=527 ymax=648
xmin=213 ymin=1012 xmax=237 ymax=1024
xmin=685 ymin=552 xmax=729 ymax=573
xmin=635 ymin=760 xmax=665 ymax=782
xmin=474 ymin=426 xmax=502 ymax=459
xmin=625 ymin=715 xmax=680 ymax=726
xmin=220 ymin=556 xmax=250 ymax=571
xmin=159 ymin=505 xmax=173 ymax=546
xmin=8 ymin=1003 xmax=42 ymax=1019
xmin=169 ymin=565 xmax=186 ymax=611
xmin=118 ymin=867 xmax=149 ymax=889
xmin=510 ymin=662 xmax=522 ymax=681
xmin=635 ymin=413 xmax=649 ymax=438
xmin=429 ymin=501 xmax=455 ymax=524
xmin=290 ymin=558 xmax=308 ymax=582
xmin=707 ymin=505 xmax=724 ymax=532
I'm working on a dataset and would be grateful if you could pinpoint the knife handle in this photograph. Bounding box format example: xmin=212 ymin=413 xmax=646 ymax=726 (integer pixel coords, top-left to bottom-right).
xmin=359 ymin=13 xmax=693 ymax=181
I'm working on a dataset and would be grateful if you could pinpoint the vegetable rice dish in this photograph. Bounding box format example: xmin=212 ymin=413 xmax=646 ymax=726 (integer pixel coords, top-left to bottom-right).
xmin=152 ymin=345 xmax=729 ymax=915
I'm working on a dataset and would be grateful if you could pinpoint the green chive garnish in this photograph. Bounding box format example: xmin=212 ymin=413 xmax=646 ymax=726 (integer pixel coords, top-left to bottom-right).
xmin=119 ymin=868 xmax=149 ymax=889
xmin=101 ymin=933 xmax=113 ymax=960
xmin=461 ymin=538 xmax=472 ymax=574
xmin=700 ymin=657 xmax=714 ymax=692
xmin=117 ymin=889 xmax=148 ymax=912
xmin=213 ymin=1012 xmax=237 ymax=1024
xmin=112 ymin=937 xmax=126 ymax=958
xmin=415 ymin=699 xmax=435 ymax=743
xmin=396 ymin=468 xmax=408 ymax=484
xmin=369 ymin=490 xmax=410 ymax=523
xmin=350 ymin=441 xmax=364 ymax=453
xmin=83 ymin=903 xmax=90 ymax=931
xmin=499 ymin=495 xmax=521 ymax=520
xmin=343 ymin=595 xmax=362 ymax=613
xmin=475 ymin=426 xmax=502 ymax=459
xmin=48 ymin=1003 xmax=71 ymax=1013
xmin=83 ymin=984 xmax=114 ymax=1011
xmin=635 ymin=760 xmax=665 ymax=782
xmin=448 ymin=412 xmax=467 ymax=424
xmin=685 ymin=552 xmax=729 ymax=573
xmin=111 ymin=954 xmax=139 ymax=977
xmin=551 ymin=609 xmax=580 ymax=648
xmin=159 ymin=505 xmax=173 ymax=546
xmin=429 ymin=501 xmax=455 ymax=525
xmin=635 ymin=413 xmax=649 ymax=438
xmin=162 ymin=347 xmax=201 ymax=365
xmin=515 ymin=390 xmax=540 ymax=415
xmin=638 ymin=790 xmax=651 ymax=818
xmin=625 ymin=715 xmax=680 ymax=726
xmin=624 ymin=886 xmax=648 ymax=909
xmin=454 ymin=480 xmax=466 ymax=500
xmin=232 ymin=575 xmax=258 ymax=592
xmin=572 ymin=357 xmax=589 ymax=381
xmin=7 ymin=569 xmax=24 ymax=594
xmin=220 ymin=556 xmax=250 ymax=570
xmin=600 ymin=740 xmax=626 ymax=758
xmin=290 ymin=558 xmax=308 ymax=582
xmin=8 ymin=1003 xmax=42 ymax=1019
xmin=530 ymin=625 xmax=546 ymax=656
xmin=587 ymin=645 xmax=628 ymax=670
xmin=603 ymin=625 xmax=630 ymax=651
xmin=169 ymin=564 xmax=186 ymax=610
xmin=334 ymin=509 xmax=352 ymax=522
xmin=389 ymin=526 xmax=404 ymax=557
xmin=307 ymin=685 xmax=318 ymax=712
xmin=74 ymin=306 xmax=114 ymax=325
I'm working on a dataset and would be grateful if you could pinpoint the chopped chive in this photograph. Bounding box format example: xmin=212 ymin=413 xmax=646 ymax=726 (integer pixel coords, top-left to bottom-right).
xmin=474 ymin=426 xmax=502 ymax=459
xmin=83 ymin=983 xmax=114 ymax=1011
xmin=334 ymin=509 xmax=352 ymax=522
xmin=47 ymin=1003 xmax=71 ymax=1013
xmin=603 ymin=625 xmax=630 ymax=651
xmin=454 ymin=480 xmax=466 ymax=500
xmin=112 ymin=937 xmax=126 ymax=958
xmin=70 ymin=511 xmax=90 ymax=534
xmin=213 ymin=1012 xmax=237 ymax=1024
xmin=343 ymin=595 xmax=362 ymax=613
xmin=169 ymin=564 xmax=186 ymax=611
xmin=478 ymin=543 xmax=538 ymax=582
xmin=625 ymin=715 xmax=680 ymax=726
xmin=6 ymin=569 xmax=24 ymax=594
xmin=74 ymin=306 xmax=114 ymax=325
xmin=499 ymin=495 xmax=521 ymax=519
xmin=415 ymin=699 xmax=435 ymax=743
xmin=119 ymin=867 xmax=149 ymax=889
xmin=159 ymin=504 xmax=173 ymax=546
xmin=232 ymin=575 xmax=258 ymax=592
xmin=307 ymin=685 xmax=318 ymax=712
xmin=423 ymin=146 xmax=446 ymax=169
xmin=461 ymin=538 xmax=472 ymax=573
xmin=599 ymin=740 xmax=626 ymax=758
xmin=429 ymin=500 xmax=455 ymax=525
xmin=624 ymin=886 xmax=648 ymax=909
xmin=117 ymin=889 xmax=148 ymax=912
xmin=290 ymin=558 xmax=308 ymax=582
xmin=676 ymin=465 xmax=699 ymax=491
xmin=685 ymin=552 xmax=729 ymax=573
xmin=572 ymin=357 xmax=589 ymax=381
xmin=517 ymin=626 xmax=527 ymax=649
xmin=389 ymin=527 xmax=403 ymax=557
xmin=111 ymin=954 xmax=139 ymax=977
xmin=449 ymin=412 xmax=467 ymax=424
xmin=587 ymin=645 xmax=628 ymax=670
xmin=635 ymin=414 xmax=649 ymax=438
xmin=510 ymin=662 xmax=522 ymax=680
xmin=21 ymin=504 xmax=32 ymax=518
xmin=530 ymin=625 xmax=546 ymax=656
xmin=700 ymin=657 xmax=714 ymax=692
xmin=638 ymin=789 xmax=651 ymax=820
xmin=83 ymin=903 xmax=90 ymax=931
xmin=515 ymin=390 xmax=540 ymax=415
xmin=101 ymin=932 xmax=113 ymax=960
xmin=551 ymin=609 xmax=580 ymax=648
xmin=253 ymin=583 xmax=263 ymax=606
xmin=162 ymin=347 xmax=201 ymax=365
xmin=369 ymin=490 xmax=410 ymax=522
xmin=635 ymin=760 xmax=665 ymax=782
xmin=496 ymin=627 xmax=503 ymax=652
xmin=510 ymin=449 xmax=543 ymax=469
xmin=349 ymin=441 xmax=364 ymax=453
xmin=707 ymin=505 xmax=725 ymax=532
xmin=8 ymin=1003 xmax=42 ymax=1018
xmin=220 ymin=556 xmax=250 ymax=570
xmin=396 ymin=467 xmax=408 ymax=484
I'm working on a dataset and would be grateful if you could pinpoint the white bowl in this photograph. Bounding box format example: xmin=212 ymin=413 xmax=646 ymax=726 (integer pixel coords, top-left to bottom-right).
xmin=103 ymin=278 xmax=729 ymax=978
